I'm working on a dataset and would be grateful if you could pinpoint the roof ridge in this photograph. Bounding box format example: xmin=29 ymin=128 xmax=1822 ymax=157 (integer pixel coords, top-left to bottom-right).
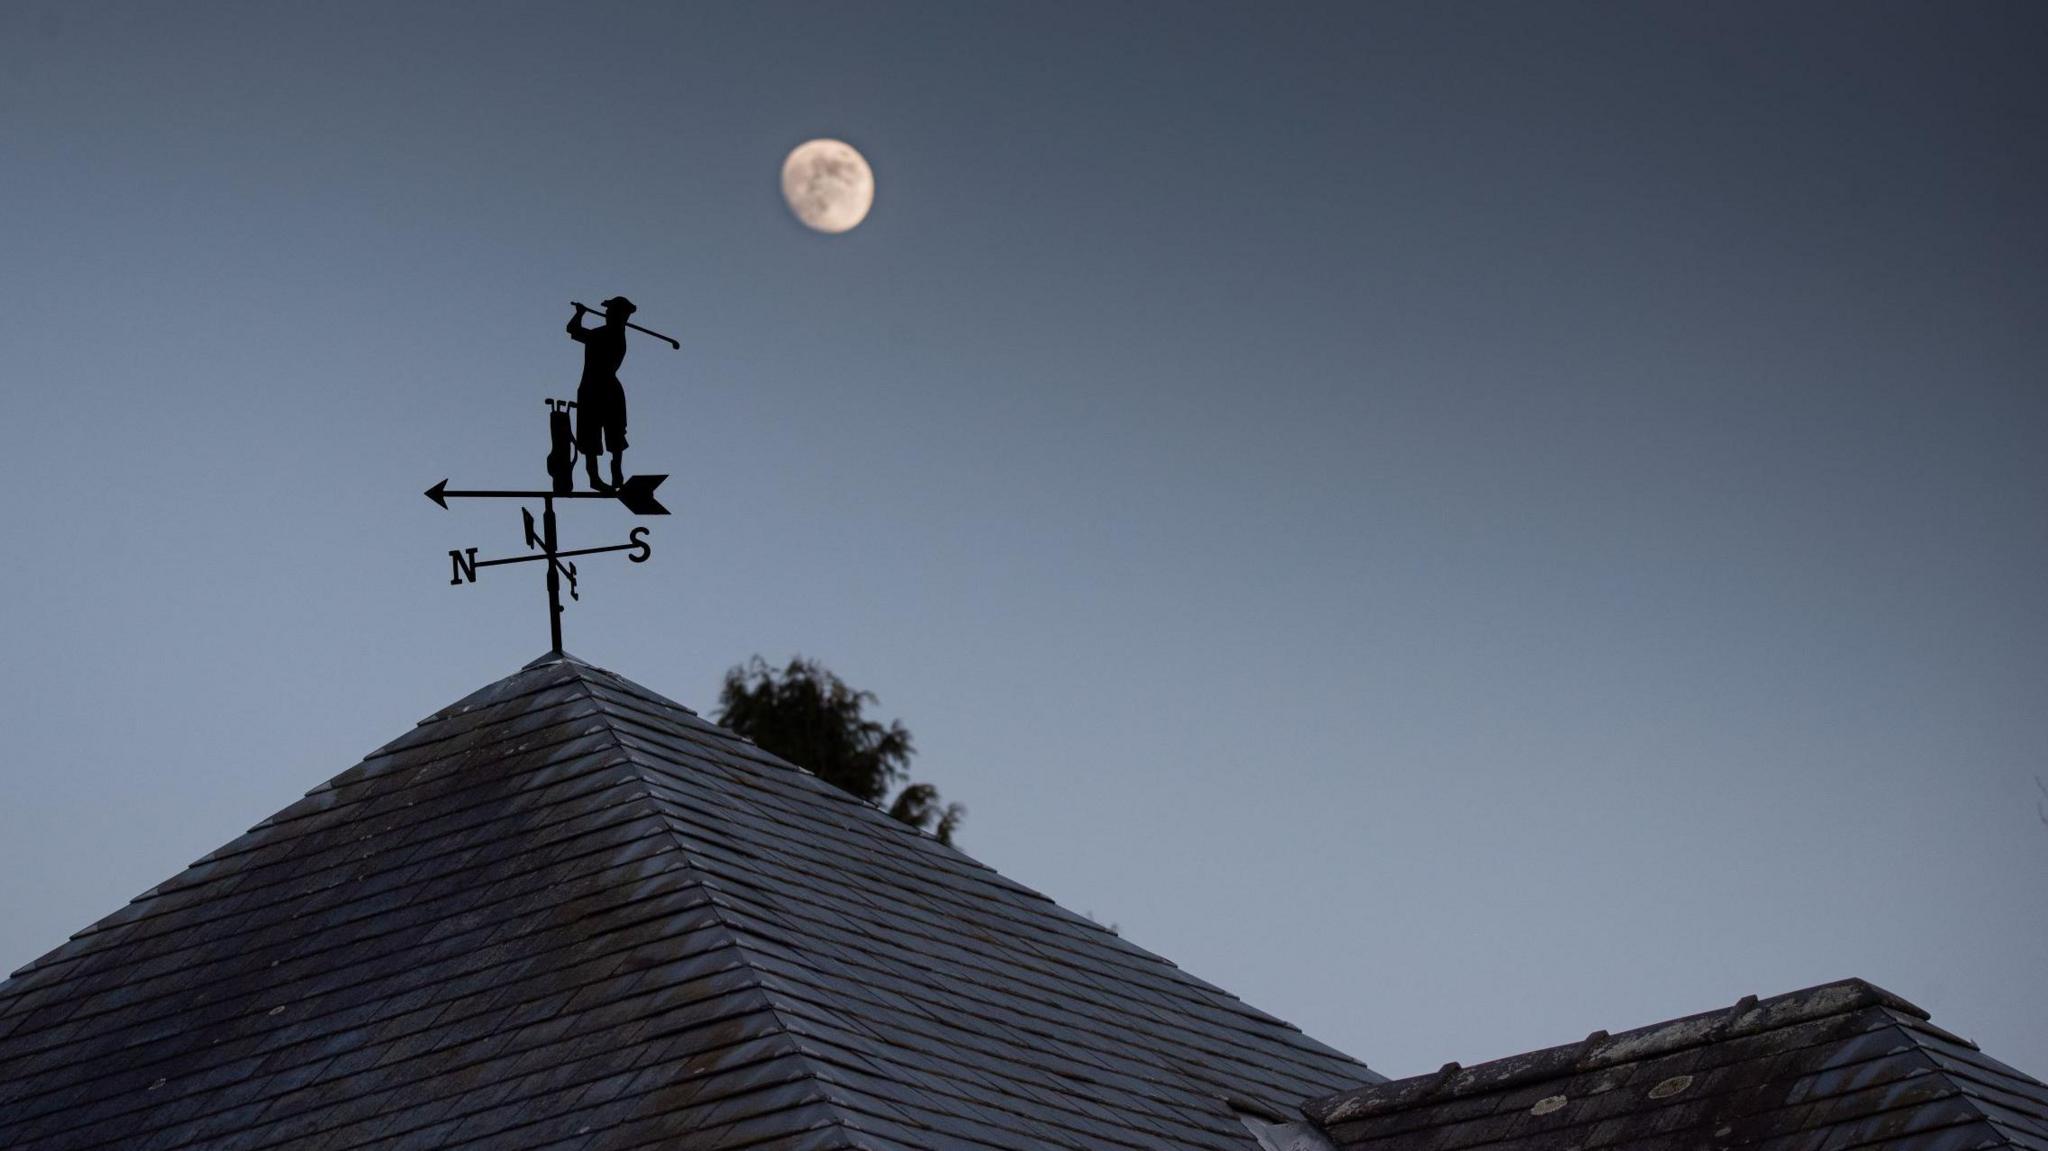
xmin=562 ymin=665 xmax=1381 ymax=1133
xmin=1305 ymin=979 xmax=1925 ymax=1127
xmin=562 ymin=673 xmax=885 ymax=1149
xmin=5 ymin=836 xmax=717 ymax=1149
xmin=2 ymin=679 xmax=625 ymax=987
xmin=568 ymin=659 xmax=1382 ymax=1065
xmin=1305 ymin=985 xmax=2048 ymax=1151
xmin=0 ymin=757 xmax=681 ymax=1131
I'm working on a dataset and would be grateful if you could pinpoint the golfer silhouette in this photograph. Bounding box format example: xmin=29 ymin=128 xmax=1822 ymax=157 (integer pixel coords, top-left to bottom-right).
xmin=566 ymin=298 xmax=634 ymax=491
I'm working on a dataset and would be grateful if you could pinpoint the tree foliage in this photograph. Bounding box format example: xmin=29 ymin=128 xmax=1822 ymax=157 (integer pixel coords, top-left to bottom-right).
xmin=717 ymin=656 xmax=965 ymax=845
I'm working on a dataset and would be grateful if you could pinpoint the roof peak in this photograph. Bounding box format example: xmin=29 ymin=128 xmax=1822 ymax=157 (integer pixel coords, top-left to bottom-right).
xmin=414 ymin=651 xmax=697 ymax=734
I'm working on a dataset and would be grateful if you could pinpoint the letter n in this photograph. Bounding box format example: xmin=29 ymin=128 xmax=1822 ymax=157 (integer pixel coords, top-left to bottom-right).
xmin=449 ymin=548 xmax=478 ymax=585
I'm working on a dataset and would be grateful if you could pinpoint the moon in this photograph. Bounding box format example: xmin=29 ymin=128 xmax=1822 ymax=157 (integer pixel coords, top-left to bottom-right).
xmin=781 ymin=139 xmax=874 ymax=234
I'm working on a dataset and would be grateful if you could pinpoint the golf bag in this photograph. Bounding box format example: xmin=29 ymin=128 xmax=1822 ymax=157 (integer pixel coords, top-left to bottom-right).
xmin=545 ymin=398 xmax=578 ymax=495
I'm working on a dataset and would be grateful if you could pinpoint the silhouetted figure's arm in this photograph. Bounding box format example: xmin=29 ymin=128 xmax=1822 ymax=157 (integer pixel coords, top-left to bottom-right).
xmin=566 ymin=303 xmax=590 ymax=342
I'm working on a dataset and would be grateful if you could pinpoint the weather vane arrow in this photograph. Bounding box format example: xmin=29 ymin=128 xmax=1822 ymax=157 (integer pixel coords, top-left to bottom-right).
xmin=425 ymin=473 xmax=670 ymax=516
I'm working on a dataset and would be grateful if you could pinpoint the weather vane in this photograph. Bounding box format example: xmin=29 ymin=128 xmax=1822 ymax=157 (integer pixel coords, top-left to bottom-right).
xmin=426 ymin=297 xmax=682 ymax=654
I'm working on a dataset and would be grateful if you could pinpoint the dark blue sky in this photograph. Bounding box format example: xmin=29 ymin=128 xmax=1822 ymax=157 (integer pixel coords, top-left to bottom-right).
xmin=2 ymin=1 xmax=2044 ymax=1077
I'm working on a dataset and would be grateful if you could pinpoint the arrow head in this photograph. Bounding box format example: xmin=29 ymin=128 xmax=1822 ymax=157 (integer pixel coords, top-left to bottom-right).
xmin=616 ymin=473 xmax=670 ymax=516
xmin=425 ymin=480 xmax=449 ymax=509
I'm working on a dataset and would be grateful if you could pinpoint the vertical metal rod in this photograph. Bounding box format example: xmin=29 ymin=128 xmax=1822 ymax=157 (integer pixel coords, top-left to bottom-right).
xmin=543 ymin=495 xmax=563 ymax=654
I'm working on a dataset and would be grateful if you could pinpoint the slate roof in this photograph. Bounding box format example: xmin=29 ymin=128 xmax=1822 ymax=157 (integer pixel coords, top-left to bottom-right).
xmin=0 ymin=652 xmax=1377 ymax=1151
xmin=1305 ymin=979 xmax=2048 ymax=1151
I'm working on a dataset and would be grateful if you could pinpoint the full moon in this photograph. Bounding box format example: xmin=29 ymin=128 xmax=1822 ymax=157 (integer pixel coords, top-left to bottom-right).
xmin=781 ymin=138 xmax=874 ymax=234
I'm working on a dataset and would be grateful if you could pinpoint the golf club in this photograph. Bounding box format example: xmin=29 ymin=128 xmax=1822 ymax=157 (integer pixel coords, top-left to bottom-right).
xmin=571 ymin=301 xmax=681 ymax=349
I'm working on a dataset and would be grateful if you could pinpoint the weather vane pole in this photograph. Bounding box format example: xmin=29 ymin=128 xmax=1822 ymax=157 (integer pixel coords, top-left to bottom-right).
xmin=426 ymin=297 xmax=680 ymax=654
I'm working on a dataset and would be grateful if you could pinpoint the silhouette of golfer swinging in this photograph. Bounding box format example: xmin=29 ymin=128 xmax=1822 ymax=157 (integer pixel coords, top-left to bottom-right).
xmin=565 ymin=297 xmax=638 ymax=492
xmin=558 ymin=297 xmax=680 ymax=493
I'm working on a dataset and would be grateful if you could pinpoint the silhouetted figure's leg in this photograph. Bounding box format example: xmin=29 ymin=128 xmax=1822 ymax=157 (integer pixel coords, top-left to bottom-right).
xmin=611 ymin=451 xmax=626 ymax=490
xmin=586 ymin=452 xmax=608 ymax=492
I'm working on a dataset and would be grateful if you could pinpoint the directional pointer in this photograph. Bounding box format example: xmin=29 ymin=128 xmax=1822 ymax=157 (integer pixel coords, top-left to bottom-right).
xmin=425 ymin=474 xmax=669 ymax=515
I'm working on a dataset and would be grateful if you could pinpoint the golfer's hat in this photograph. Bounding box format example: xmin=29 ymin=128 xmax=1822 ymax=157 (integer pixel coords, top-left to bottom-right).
xmin=601 ymin=296 xmax=638 ymax=317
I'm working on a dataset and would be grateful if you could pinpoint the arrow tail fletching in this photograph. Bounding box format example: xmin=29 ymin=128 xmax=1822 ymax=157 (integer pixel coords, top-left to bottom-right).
xmin=617 ymin=474 xmax=670 ymax=516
